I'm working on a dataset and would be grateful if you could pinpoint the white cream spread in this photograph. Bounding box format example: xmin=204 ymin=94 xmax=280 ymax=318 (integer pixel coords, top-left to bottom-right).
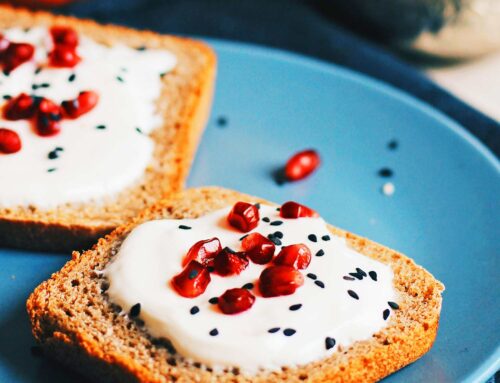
xmin=105 ymin=205 xmax=398 ymax=374
xmin=0 ymin=27 xmax=176 ymax=208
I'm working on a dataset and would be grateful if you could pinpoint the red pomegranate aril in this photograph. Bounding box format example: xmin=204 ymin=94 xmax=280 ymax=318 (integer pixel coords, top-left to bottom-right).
xmin=0 ymin=128 xmax=22 ymax=154
xmin=50 ymin=26 xmax=79 ymax=48
xmin=241 ymin=232 xmax=275 ymax=264
xmin=227 ymin=202 xmax=260 ymax=232
xmin=49 ymin=45 xmax=80 ymax=67
xmin=61 ymin=91 xmax=98 ymax=118
xmin=274 ymin=244 xmax=311 ymax=270
xmin=171 ymin=261 xmax=211 ymax=298
xmin=259 ymin=265 xmax=304 ymax=297
xmin=280 ymin=201 xmax=319 ymax=219
xmin=285 ymin=149 xmax=321 ymax=182
xmin=218 ymin=288 xmax=255 ymax=314
xmin=3 ymin=93 xmax=35 ymax=120
xmin=35 ymin=98 xmax=63 ymax=137
xmin=182 ymin=237 xmax=222 ymax=267
xmin=213 ymin=247 xmax=249 ymax=276
xmin=3 ymin=42 xmax=34 ymax=73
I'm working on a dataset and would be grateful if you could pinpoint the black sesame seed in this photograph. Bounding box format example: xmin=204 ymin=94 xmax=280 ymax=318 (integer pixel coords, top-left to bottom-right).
xmin=216 ymin=116 xmax=228 ymax=127
xmin=160 ymin=72 xmax=167 ymax=78
xmin=190 ymin=306 xmax=200 ymax=315
xmin=276 ymin=207 xmax=280 ymax=211
xmin=34 ymin=67 xmax=42 ymax=75
xmin=136 ymin=45 xmax=147 ymax=51
xmin=129 ymin=303 xmax=141 ymax=317
xmin=273 ymin=231 xmax=283 ymax=239
xmin=242 ymin=283 xmax=254 ymax=290
xmin=68 ymin=73 xmax=76 ymax=82
xmin=208 ymin=297 xmax=218 ymax=304
xmin=314 ymin=280 xmax=325 ymax=288
xmin=347 ymin=290 xmax=359 ymax=300
xmin=378 ymin=168 xmax=393 ymax=178
xmin=315 ymin=249 xmax=325 ymax=257
xmin=321 ymin=235 xmax=331 ymax=241
xmin=254 ymin=203 xmax=261 ymax=209
xmin=96 ymin=125 xmax=106 ymax=130
xmin=135 ymin=127 xmax=143 ymax=134
xmin=48 ymin=150 xmax=59 ymax=160
xmin=239 ymin=234 xmax=249 ymax=241
xmin=178 ymin=225 xmax=191 ymax=230
xmin=188 ymin=270 xmax=199 ymax=279
xmin=306 ymin=273 xmax=317 ymax=280
xmin=209 ymin=328 xmax=219 ymax=336
xmin=383 ymin=309 xmax=390 ymax=320
xmin=268 ymin=327 xmax=280 ymax=333
xmin=387 ymin=140 xmax=398 ymax=150
xmin=349 ymin=272 xmax=363 ymax=280
xmin=343 ymin=276 xmax=355 ymax=281
xmin=267 ymin=234 xmax=282 ymax=246
xmin=289 ymin=304 xmax=302 ymax=311
xmin=356 ymin=268 xmax=367 ymax=277
xmin=55 ymin=147 xmax=64 ymax=152
xmin=369 ymin=271 xmax=378 ymax=281
xmin=325 ymin=337 xmax=336 ymax=350
xmin=308 ymin=234 xmax=317 ymax=242
xmin=3 ymin=94 xmax=11 ymax=100
xmin=283 ymin=328 xmax=296 ymax=336
xmin=270 ymin=220 xmax=283 ymax=226
xmin=388 ymin=301 xmax=400 ymax=310
xmin=116 ymin=76 xmax=124 ymax=82
xmin=3 ymin=69 xmax=10 ymax=76
xmin=47 ymin=168 xmax=57 ymax=173
xmin=262 ymin=217 xmax=270 ymax=222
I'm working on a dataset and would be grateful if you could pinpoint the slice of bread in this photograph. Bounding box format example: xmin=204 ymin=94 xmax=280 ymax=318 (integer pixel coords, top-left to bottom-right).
xmin=0 ymin=6 xmax=216 ymax=252
xmin=27 ymin=186 xmax=444 ymax=382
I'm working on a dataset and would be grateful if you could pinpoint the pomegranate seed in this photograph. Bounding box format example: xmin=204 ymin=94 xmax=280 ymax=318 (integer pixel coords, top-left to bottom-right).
xmin=0 ymin=128 xmax=21 ymax=154
xmin=2 ymin=42 xmax=34 ymax=73
xmin=61 ymin=91 xmax=98 ymax=118
xmin=227 ymin=202 xmax=260 ymax=232
xmin=213 ymin=247 xmax=249 ymax=276
xmin=218 ymin=288 xmax=255 ymax=314
xmin=280 ymin=201 xmax=318 ymax=219
xmin=285 ymin=149 xmax=320 ymax=181
xmin=182 ymin=237 xmax=222 ymax=267
xmin=259 ymin=265 xmax=304 ymax=297
xmin=49 ymin=45 xmax=80 ymax=68
xmin=35 ymin=98 xmax=63 ymax=137
xmin=50 ymin=26 xmax=79 ymax=48
xmin=274 ymin=244 xmax=311 ymax=270
xmin=3 ymin=93 xmax=35 ymax=120
xmin=171 ymin=261 xmax=211 ymax=298
xmin=241 ymin=232 xmax=275 ymax=264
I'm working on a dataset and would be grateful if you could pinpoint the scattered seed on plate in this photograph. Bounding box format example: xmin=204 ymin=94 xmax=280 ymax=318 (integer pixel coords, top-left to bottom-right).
xmin=325 ymin=337 xmax=336 ymax=350
xmin=378 ymin=168 xmax=393 ymax=178
xmin=96 ymin=125 xmax=106 ymax=130
xmin=47 ymin=168 xmax=57 ymax=173
xmin=387 ymin=139 xmax=398 ymax=150
xmin=267 ymin=234 xmax=282 ymax=246
xmin=239 ymin=234 xmax=249 ymax=241
xmin=216 ymin=116 xmax=228 ymax=128
xmin=270 ymin=220 xmax=283 ymax=226
xmin=34 ymin=67 xmax=42 ymax=75
xmin=159 ymin=72 xmax=167 ymax=78
xmin=347 ymin=290 xmax=359 ymax=300
xmin=208 ymin=297 xmax=218 ymax=304
xmin=308 ymin=234 xmax=317 ymax=242
xmin=322 ymin=235 xmax=330 ymax=241
xmin=209 ymin=328 xmax=219 ymax=336
xmin=307 ymin=273 xmax=317 ymax=280
xmin=343 ymin=276 xmax=355 ymax=281
xmin=388 ymin=301 xmax=399 ymax=310
xmin=383 ymin=309 xmax=390 ymax=320
xmin=356 ymin=268 xmax=367 ymax=277
xmin=289 ymin=304 xmax=302 ymax=311
xmin=369 ymin=271 xmax=378 ymax=281
xmin=2 ymin=94 xmax=11 ymax=100
xmin=268 ymin=327 xmax=280 ymax=333
xmin=273 ymin=231 xmax=283 ymax=239
xmin=135 ymin=127 xmax=144 ymax=134
xmin=178 ymin=225 xmax=191 ymax=230
xmin=349 ymin=272 xmax=363 ymax=280
xmin=262 ymin=217 xmax=270 ymax=222
xmin=283 ymin=328 xmax=296 ymax=336
xmin=314 ymin=280 xmax=325 ymax=288
xmin=315 ymin=249 xmax=325 ymax=257
xmin=242 ymin=283 xmax=254 ymax=290
xmin=190 ymin=306 xmax=200 ymax=315
xmin=129 ymin=303 xmax=141 ymax=317
xmin=68 ymin=73 xmax=76 ymax=82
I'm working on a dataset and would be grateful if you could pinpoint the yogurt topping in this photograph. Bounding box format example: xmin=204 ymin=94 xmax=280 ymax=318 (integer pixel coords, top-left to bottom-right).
xmin=0 ymin=27 xmax=176 ymax=208
xmin=105 ymin=205 xmax=398 ymax=374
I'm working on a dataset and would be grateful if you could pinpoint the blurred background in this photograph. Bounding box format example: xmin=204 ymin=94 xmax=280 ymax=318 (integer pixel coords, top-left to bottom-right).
xmin=2 ymin=0 xmax=498 ymax=144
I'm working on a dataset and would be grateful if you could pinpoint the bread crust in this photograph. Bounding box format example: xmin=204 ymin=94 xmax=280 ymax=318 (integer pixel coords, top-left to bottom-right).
xmin=27 ymin=186 xmax=444 ymax=382
xmin=0 ymin=5 xmax=216 ymax=252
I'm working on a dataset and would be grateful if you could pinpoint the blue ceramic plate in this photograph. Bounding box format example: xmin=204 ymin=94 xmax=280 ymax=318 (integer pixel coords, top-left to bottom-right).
xmin=0 ymin=40 xmax=498 ymax=383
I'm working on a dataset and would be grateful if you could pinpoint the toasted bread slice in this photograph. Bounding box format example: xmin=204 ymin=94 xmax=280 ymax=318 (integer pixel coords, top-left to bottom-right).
xmin=0 ymin=6 xmax=216 ymax=252
xmin=27 ymin=186 xmax=444 ymax=382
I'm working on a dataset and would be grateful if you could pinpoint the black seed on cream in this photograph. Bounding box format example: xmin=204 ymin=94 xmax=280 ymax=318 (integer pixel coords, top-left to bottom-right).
xmin=276 ymin=207 xmax=280 ymax=211
xmin=388 ymin=301 xmax=399 ymax=310
xmin=383 ymin=309 xmax=390 ymax=320
xmin=315 ymin=249 xmax=325 ymax=257
xmin=308 ymin=234 xmax=317 ymax=242
xmin=96 ymin=125 xmax=106 ymax=130
xmin=270 ymin=220 xmax=283 ymax=226
xmin=369 ymin=271 xmax=378 ymax=281
xmin=349 ymin=272 xmax=363 ymax=280
xmin=135 ymin=127 xmax=143 ymax=134
xmin=289 ymin=304 xmax=302 ymax=311
xmin=190 ymin=306 xmax=200 ymax=315
xmin=325 ymin=337 xmax=336 ymax=350
xmin=239 ymin=234 xmax=249 ymax=241
xmin=178 ymin=225 xmax=191 ymax=230
xmin=160 ymin=72 xmax=167 ymax=78
xmin=356 ymin=268 xmax=367 ymax=277
xmin=68 ymin=73 xmax=76 ymax=82
xmin=242 ymin=283 xmax=254 ymax=290
xmin=116 ymin=76 xmax=124 ymax=82
xmin=322 ymin=235 xmax=331 ymax=241
xmin=136 ymin=45 xmax=147 ymax=51
xmin=283 ymin=328 xmax=296 ymax=336
xmin=262 ymin=217 xmax=270 ymax=222
xmin=47 ymin=168 xmax=57 ymax=172
xmin=267 ymin=234 xmax=282 ymax=246
xmin=188 ymin=270 xmax=199 ymax=279
xmin=343 ymin=276 xmax=355 ymax=281
xmin=268 ymin=327 xmax=280 ymax=333
xmin=209 ymin=328 xmax=219 ymax=336
xmin=34 ymin=67 xmax=42 ymax=75
xmin=314 ymin=280 xmax=325 ymax=288
xmin=3 ymin=94 xmax=11 ymax=100
xmin=306 ymin=273 xmax=317 ymax=280
xmin=209 ymin=297 xmax=218 ymax=304
xmin=347 ymin=290 xmax=359 ymax=300
xmin=48 ymin=149 xmax=60 ymax=160
xmin=129 ymin=303 xmax=141 ymax=317
xmin=273 ymin=231 xmax=283 ymax=239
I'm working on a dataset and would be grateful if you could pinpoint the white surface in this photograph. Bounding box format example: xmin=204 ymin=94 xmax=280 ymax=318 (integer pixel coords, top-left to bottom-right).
xmin=105 ymin=205 xmax=397 ymax=374
xmin=426 ymin=52 xmax=500 ymax=121
xmin=0 ymin=27 xmax=176 ymax=208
